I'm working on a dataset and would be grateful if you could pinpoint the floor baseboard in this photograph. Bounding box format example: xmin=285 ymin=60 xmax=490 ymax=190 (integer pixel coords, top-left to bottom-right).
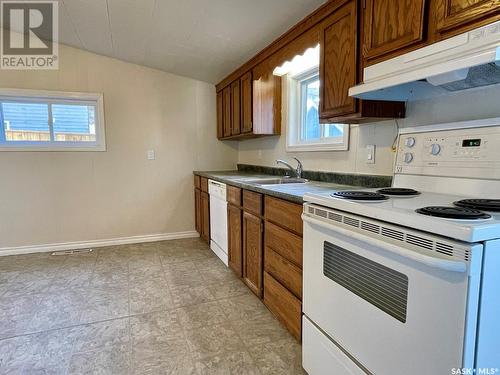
xmin=0 ymin=231 xmax=199 ymax=257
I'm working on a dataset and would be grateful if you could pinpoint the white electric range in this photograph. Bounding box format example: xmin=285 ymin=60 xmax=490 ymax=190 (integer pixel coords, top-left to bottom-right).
xmin=302 ymin=118 xmax=500 ymax=375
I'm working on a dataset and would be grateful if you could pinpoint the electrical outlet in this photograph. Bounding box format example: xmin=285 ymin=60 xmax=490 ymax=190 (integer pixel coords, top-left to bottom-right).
xmin=366 ymin=145 xmax=375 ymax=164
xmin=147 ymin=150 xmax=155 ymax=160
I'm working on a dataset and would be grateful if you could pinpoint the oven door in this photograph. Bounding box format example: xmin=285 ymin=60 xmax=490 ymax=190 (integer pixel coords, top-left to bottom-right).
xmin=303 ymin=209 xmax=475 ymax=375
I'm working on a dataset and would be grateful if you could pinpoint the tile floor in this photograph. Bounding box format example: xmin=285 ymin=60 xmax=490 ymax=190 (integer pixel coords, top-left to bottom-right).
xmin=0 ymin=238 xmax=304 ymax=374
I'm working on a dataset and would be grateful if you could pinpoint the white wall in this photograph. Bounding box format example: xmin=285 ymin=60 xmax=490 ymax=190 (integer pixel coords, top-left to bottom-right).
xmin=238 ymin=84 xmax=500 ymax=176
xmin=0 ymin=44 xmax=238 ymax=249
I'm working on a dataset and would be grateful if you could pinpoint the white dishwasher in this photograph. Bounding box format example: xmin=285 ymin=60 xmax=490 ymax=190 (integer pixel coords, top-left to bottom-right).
xmin=208 ymin=180 xmax=228 ymax=266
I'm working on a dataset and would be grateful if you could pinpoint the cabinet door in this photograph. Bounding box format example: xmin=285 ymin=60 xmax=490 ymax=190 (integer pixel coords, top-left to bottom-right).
xmin=319 ymin=0 xmax=358 ymax=119
xmin=231 ymin=80 xmax=241 ymax=135
xmin=195 ymin=188 xmax=201 ymax=234
xmin=363 ymin=0 xmax=427 ymax=60
xmin=433 ymin=0 xmax=500 ymax=34
xmin=222 ymin=86 xmax=232 ymax=138
xmin=216 ymin=91 xmax=223 ymax=139
xmin=242 ymin=211 xmax=263 ymax=297
xmin=252 ymin=71 xmax=281 ymax=135
xmin=200 ymin=191 xmax=210 ymax=243
xmin=228 ymin=204 xmax=243 ymax=277
xmin=240 ymin=72 xmax=253 ymax=133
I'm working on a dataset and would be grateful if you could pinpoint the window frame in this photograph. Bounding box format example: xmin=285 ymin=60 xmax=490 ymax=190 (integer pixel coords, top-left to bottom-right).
xmin=0 ymin=88 xmax=106 ymax=152
xmin=285 ymin=68 xmax=349 ymax=152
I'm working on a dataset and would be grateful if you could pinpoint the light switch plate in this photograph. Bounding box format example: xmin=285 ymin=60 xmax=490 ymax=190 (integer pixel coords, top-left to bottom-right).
xmin=147 ymin=150 xmax=155 ymax=160
xmin=366 ymin=145 xmax=375 ymax=164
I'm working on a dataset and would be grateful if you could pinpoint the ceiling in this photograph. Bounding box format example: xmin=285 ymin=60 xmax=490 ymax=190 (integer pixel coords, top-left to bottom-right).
xmin=58 ymin=0 xmax=327 ymax=83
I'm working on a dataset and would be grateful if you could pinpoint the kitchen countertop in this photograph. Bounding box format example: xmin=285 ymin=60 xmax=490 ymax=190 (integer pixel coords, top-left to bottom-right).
xmin=193 ymin=170 xmax=378 ymax=204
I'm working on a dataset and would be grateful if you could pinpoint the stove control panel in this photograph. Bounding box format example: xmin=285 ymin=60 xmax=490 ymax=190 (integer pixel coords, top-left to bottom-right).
xmin=395 ymin=124 xmax=500 ymax=180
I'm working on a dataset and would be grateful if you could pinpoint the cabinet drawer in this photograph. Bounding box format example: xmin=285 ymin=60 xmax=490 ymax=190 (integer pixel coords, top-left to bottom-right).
xmin=194 ymin=175 xmax=201 ymax=189
xmin=227 ymin=186 xmax=242 ymax=206
xmin=265 ymin=196 xmax=303 ymax=236
xmin=265 ymin=221 xmax=302 ymax=268
xmin=265 ymin=247 xmax=302 ymax=299
xmin=200 ymin=177 xmax=209 ymax=193
xmin=264 ymin=272 xmax=302 ymax=341
xmin=243 ymin=190 xmax=263 ymax=216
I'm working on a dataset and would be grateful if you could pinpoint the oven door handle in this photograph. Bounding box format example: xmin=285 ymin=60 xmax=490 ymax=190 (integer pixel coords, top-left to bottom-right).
xmin=302 ymin=215 xmax=467 ymax=273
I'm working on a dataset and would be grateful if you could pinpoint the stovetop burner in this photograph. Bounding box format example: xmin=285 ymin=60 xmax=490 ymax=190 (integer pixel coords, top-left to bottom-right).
xmin=377 ymin=188 xmax=421 ymax=196
xmin=332 ymin=191 xmax=389 ymax=201
xmin=454 ymin=199 xmax=500 ymax=212
xmin=416 ymin=206 xmax=491 ymax=220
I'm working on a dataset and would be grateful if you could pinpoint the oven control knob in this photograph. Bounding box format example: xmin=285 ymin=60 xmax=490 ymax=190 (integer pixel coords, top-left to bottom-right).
xmin=405 ymin=137 xmax=416 ymax=148
xmin=430 ymin=143 xmax=441 ymax=156
xmin=404 ymin=152 xmax=413 ymax=164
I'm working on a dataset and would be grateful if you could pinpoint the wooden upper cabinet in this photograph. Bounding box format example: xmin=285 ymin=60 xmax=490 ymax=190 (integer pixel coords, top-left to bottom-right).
xmin=216 ymin=91 xmax=223 ymax=139
xmin=253 ymin=71 xmax=281 ymax=135
xmin=222 ymin=86 xmax=232 ymax=138
xmin=231 ymin=80 xmax=241 ymax=136
xmin=240 ymin=72 xmax=253 ymax=134
xmin=363 ymin=0 xmax=427 ymax=61
xmin=432 ymin=0 xmax=500 ymax=35
xmin=319 ymin=0 xmax=358 ymax=119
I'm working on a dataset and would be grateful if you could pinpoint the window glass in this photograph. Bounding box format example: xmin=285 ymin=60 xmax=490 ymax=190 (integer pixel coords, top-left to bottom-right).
xmin=301 ymin=77 xmax=321 ymax=141
xmin=52 ymin=104 xmax=96 ymax=142
xmin=2 ymin=102 xmax=49 ymax=141
xmin=299 ymin=75 xmax=345 ymax=143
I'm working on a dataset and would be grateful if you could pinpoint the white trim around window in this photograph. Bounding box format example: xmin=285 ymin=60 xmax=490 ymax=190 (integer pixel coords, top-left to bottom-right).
xmin=0 ymin=88 xmax=106 ymax=152
xmin=284 ymin=68 xmax=349 ymax=152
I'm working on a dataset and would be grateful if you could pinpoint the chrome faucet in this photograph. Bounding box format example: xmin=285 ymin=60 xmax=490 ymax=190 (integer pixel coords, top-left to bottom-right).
xmin=276 ymin=157 xmax=303 ymax=178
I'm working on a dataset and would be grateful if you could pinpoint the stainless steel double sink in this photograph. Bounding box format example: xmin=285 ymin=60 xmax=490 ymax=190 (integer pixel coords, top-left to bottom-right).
xmin=245 ymin=177 xmax=308 ymax=186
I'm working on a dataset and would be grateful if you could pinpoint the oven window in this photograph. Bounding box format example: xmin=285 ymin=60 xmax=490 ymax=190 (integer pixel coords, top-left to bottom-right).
xmin=323 ymin=241 xmax=409 ymax=323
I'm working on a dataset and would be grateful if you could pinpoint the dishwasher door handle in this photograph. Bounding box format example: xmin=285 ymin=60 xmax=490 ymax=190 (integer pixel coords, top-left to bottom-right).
xmin=209 ymin=180 xmax=224 ymax=187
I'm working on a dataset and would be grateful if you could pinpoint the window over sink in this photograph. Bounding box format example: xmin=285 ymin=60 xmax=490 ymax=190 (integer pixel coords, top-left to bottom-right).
xmin=274 ymin=45 xmax=349 ymax=152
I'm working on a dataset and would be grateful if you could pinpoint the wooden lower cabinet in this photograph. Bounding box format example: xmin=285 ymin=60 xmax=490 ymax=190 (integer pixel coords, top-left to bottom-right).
xmin=263 ymin=197 xmax=303 ymax=340
xmin=194 ymin=175 xmax=209 ymax=244
xmin=200 ymin=191 xmax=210 ymax=243
xmin=228 ymin=204 xmax=243 ymax=277
xmin=242 ymin=210 xmax=263 ymax=297
xmin=265 ymin=222 xmax=303 ymax=268
xmin=265 ymin=196 xmax=303 ymax=236
xmin=265 ymin=247 xmax=302 ymax=299
xmin=194 ymin=188 xmax=201 ymax=234
xmin=197 ymin=184 xmax=303 ymax=339
xmin=263 ymin=272 xmax=302 ymax=341
xmin=243 ymin=190 xmax=263 ymax=216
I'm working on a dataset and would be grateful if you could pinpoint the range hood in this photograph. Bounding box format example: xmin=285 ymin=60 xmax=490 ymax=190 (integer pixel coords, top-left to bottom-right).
xmin=349 ymin=21 xmax=500 ymax=101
